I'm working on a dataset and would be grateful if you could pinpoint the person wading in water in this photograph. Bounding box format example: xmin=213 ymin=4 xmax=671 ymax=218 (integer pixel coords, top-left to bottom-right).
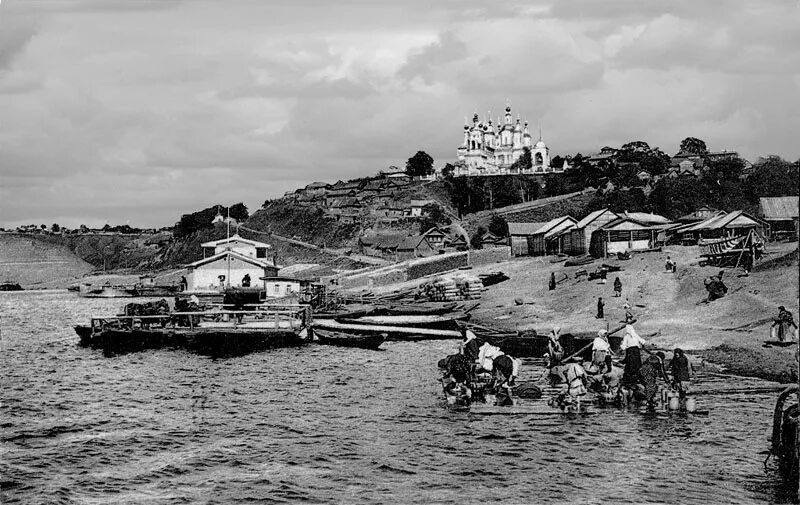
xmin=620 ymin=324 xmax=646 ymax=387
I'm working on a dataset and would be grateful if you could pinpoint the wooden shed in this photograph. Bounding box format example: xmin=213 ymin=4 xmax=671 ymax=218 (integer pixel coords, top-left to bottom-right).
xmin=530 ymin=216 xmax=577 ymax=256
xmin=563 ymin=209 xmax=618 ymax=256
xmin=759 ymin=196 xmax=799 ymax=239
xmin=594 ymin=217 xmax=662 ymax=257
xmin=681 ymin=210 xmax=768 ymax=241
xmin=508 ymin=222 xmax=545 ymax=257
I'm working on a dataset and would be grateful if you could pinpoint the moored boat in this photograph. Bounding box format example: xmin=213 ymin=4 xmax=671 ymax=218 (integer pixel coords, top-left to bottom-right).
xmin=312 ymin=319 xmax=461 ymax=341
xmin=337 ymin=313 xmax=470 ymax=330
xmin=77 ymin=304 xmax=312 ymax=356
xmin=312 ymin=328 xmax=385 ymax=350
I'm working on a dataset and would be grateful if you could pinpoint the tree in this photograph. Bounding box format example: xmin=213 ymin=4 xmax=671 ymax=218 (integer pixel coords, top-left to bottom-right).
xmin=40 ymin=224 xmax=47 ymax=230
xmin=51 ymin=223 xmax=61 ymax=233
xmin=679 ymin=137 xmax=708 ymax=155
xmin=746 ymin=156 xmax=799 ymax=201
xmin=228 ymin=202 xmax=249 ymax=221
xmin=470 ymin=226 xmax=486 ymax=250
xmin=405 ymin=151 xmax=434 ymax=177
xmin=488 ymin=214 xmax=508 ymax=237
xmin=509 ymin=147 xmax=532 ymax=173
xmin=421 ymin=203 xmax=451 ymax=226
xmin=441 ymin=163 xmax=456 ymax=179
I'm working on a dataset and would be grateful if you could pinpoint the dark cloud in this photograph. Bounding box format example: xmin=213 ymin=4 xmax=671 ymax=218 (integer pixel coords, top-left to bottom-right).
xmin=0 ymin=0 xmax=798 ymax=228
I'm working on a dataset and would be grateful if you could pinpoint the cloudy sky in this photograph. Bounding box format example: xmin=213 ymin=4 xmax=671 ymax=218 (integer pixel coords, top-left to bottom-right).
xmin=1 ymin=0 xmax=798 ymax=228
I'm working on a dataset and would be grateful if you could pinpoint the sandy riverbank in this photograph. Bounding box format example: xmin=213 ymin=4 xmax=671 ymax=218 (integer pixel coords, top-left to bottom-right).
xmin=458 ymin=242 xmax=798 ymax=383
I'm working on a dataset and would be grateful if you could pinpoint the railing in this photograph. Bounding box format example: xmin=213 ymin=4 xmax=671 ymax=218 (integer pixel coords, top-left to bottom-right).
xmin=91 ymin=305 xmax=312 ymax=333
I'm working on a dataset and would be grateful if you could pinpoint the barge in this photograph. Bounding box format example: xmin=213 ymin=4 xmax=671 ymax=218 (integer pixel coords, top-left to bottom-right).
xmin=76 ymin=304 xmax=312 ymax=355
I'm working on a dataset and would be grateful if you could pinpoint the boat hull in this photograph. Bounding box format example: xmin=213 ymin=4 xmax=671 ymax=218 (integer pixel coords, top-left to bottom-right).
xmin=313 ymin=329 xmax=385 ymax=350
xmin=79 ymin=327 xmax=307 ymax=356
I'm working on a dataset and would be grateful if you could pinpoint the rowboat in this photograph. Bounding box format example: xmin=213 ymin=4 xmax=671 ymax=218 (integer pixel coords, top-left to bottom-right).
xmin=380 ymin=302 xmax=458 ymax=316
xmin=313 ymin=305 xmax=376 ymax=320
xmin=313 ymin=328 xmax=385 ymax=350
xmin=337 ymin=313 xmax=470 ymax=330
xmin=312 ymin=319 xmax=461 ymax=341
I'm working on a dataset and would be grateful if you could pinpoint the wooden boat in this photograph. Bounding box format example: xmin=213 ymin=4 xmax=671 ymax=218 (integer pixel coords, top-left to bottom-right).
xmin=312 ymin=319 xmax=461 ymax=341
xmin=78 ymin=283 xmax=136 ymax=298
xmin=73 ymin=325 xmax=93 ymax=346
xmin=380 ymin=302 xmax=458 ymax=316
xmin=313 ymin=328 xmax=385 ymax=350
xmin=564 ymin=255 xmax=594 ymax=267
xmin=337 ymin=313 xmax=470 ymax=330
xmin=77 ymin=305 xmax=312 ymax=356
xmin=313 ymin=305 xmax=376 ymax=320
xmin=0 ymin=282 xmax=23 ymax=291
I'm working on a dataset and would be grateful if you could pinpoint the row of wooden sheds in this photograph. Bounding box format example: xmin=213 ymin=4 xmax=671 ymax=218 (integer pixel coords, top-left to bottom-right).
xmin=510 ymin=209 xmax=675 ymax=258
xmin=510 ymin=202 xmax=789 ymax=259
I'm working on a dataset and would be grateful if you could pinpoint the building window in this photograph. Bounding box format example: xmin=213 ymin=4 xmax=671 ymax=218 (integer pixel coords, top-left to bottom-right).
xmin=256 ymin=248 xmax=267 ymax=258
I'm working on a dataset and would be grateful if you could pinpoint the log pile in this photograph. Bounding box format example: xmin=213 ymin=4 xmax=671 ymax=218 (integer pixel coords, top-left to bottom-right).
xmin=417 ymin=274 xmax=485 ymax=302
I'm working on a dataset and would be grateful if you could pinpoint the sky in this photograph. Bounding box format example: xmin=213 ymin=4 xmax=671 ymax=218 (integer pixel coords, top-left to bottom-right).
xmin=1 ymin=0 xmax=799 ymax=229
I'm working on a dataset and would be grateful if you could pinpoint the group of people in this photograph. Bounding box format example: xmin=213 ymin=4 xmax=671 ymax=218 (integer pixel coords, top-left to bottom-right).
xmin=439 ymin=329 xmax=522 ymax=406
xmin=545 ymin=324 xmax=694 ymax=412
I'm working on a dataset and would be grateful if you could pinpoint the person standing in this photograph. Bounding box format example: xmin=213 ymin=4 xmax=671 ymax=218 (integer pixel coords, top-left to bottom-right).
xmin=772 ymin=305 xmax=798 ymax=342
xmin=600 ymin=269 xmax=607 ymax=284
xmin=639 ymin=352 xmax=670 ymax=411
xmin=179 ymin=275 xmax=188 ymax=292
xmin=549 ymin=272 xmax=556 ymax=291
xmin=620 ymin=324 xmax=646 ymax=386
xmin=596 ymin=297 xmax=605 ymax=319
xmin=613 ymin=277 xmax=622 ymax=297
xmin=668 ymin=348 xmax=693 ymax=399
xmin=591 ymin=329 xmax=612 ymax=373
xmin=623 ymin=299 xmax=635 ymax=324
xmin=546 ymin=326 xmax=564 ymax=368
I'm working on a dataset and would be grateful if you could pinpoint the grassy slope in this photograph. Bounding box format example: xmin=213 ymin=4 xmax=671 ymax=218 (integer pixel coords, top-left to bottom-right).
xmin=0 ymin=234 xmax=94 ymax=288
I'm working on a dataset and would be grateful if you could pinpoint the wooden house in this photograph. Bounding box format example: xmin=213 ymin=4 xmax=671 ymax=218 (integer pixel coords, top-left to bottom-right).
xmin=679 ymin=210 xmax=768 ymax=241
xmin=594 ymin=216 xmax=668 ymax=257
xmin=508 ymin=222 xmax=545 ymax=257
xmin=529 ymin=216 xmax=577 ymax=256
xmin=563 ymin=209 xmax=618 ymax=256
xmin=759 ymin=196 xmax=799 ymax=239
xmin=397 ymin=235 xmax=436 ymax=260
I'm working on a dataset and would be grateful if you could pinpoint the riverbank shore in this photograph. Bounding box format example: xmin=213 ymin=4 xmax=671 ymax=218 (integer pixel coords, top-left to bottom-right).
xmin=464 ymin=242 xmax=799 ymax=384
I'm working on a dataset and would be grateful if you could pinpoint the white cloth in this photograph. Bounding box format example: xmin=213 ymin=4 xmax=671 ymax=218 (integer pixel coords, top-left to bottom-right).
xmin=478 ymin=342 xmax=504 ymax=371
xmin=620 ymin=324 xmax=645 ymax=350
xmin=592 ymin=336 xmax=611 ymax=352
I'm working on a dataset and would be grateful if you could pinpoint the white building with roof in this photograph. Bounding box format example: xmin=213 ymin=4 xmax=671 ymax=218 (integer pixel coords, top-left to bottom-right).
xmin=455 ymin=102 xmax=557 ymax=177
xmin=186 ymin=234 xmax=278 ymax=292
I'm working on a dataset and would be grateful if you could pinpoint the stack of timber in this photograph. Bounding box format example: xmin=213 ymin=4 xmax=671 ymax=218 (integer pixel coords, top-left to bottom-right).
xmin=417 ymin=275 xmax=485 ymax=302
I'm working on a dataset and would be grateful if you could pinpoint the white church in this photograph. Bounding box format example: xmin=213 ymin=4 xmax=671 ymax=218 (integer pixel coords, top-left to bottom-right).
xmin=454 ymin=103 xmax=563 ymax=177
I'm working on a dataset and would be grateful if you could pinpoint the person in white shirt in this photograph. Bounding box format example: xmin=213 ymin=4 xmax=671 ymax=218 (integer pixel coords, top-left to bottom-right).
xmin=591 ymin=329 xmax=612 ymax=374
xmin=620 ymin=324 xmax=646 ymax=386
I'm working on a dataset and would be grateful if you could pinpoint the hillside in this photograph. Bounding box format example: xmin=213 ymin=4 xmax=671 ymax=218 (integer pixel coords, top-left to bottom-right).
xmin=0 ymin=233 xmax=94 ymax=288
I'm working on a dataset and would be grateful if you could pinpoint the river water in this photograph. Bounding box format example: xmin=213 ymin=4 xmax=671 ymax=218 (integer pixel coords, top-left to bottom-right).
xmin=1 ymin=291 xmax=796 ymax=504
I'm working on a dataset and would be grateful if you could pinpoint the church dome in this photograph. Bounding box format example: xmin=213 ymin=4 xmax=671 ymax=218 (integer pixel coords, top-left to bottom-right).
xmin=534 ymin=139 xmax=547 ymax=149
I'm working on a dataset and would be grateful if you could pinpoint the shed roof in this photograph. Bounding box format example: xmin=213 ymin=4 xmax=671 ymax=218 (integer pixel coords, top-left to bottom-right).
xmin=685 ymin=210 xmax=767 ymax=231
xmin=533 ymin=215 xmax=578 ymax=238
xmin=575 ymin=209 xmax=617 ymax=229
xmin=187 ymin=250 xmax=276 ymax=270
xmin=760 ymin=196 xmax=799 ymax=220
xmin=508 ymin=222 xmax=545 ymax=235
xmin=620 ymin=211 xmax=671 ymax=225
xmin=201 ymin=234 xmax=271 ymax=249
